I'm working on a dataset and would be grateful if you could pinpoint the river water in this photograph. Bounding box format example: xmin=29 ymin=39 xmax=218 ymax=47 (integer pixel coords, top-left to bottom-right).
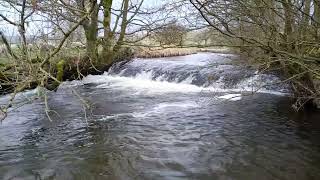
xmin=1 ymin=53 xmax=320 ymax=180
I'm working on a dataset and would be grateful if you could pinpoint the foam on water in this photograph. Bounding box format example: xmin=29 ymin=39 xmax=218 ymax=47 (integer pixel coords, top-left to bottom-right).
xmin=218 ymin=94 xmax=242 ymax=101
xmin=154 ymin=101 xmax=200 ymax=109
xmin=80 ymin=72 xmax=288 ymax=96
xmin=93 ymin=74 xmax=206 ymax=93
xmin=60 ymin=53 xmax=289 ymax=97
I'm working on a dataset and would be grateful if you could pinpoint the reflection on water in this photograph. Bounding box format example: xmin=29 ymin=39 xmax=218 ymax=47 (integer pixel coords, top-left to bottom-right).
xmin=0 ymin=53 xmax=320 ymax=180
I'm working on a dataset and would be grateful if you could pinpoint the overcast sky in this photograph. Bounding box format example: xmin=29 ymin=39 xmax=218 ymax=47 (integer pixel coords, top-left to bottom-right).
xmin=0 ymin=0 xmax=172 ymax=40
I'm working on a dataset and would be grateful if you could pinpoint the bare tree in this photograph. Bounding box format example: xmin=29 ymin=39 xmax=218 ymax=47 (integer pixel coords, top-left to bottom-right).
xmin=188 ymin=0 xmax=320 ymax=109
xmin=152 ymin=23 xmax=187 ymax=46
xmin=0 ymin=0 xmax=97 ymax=120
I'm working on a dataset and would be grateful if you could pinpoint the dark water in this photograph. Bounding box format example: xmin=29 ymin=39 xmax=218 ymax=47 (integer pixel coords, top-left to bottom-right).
xmin=1 ymin=53 xmax=320 ymax=180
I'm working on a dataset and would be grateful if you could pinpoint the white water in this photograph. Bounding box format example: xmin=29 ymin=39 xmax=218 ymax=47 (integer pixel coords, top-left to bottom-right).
xmin=80 ymin=71 xmax=288 ymax=98
xmin=218 ymin=94 xmax=242 ymax=101
xmin=79 ymin=53 xmax=289 ymax=98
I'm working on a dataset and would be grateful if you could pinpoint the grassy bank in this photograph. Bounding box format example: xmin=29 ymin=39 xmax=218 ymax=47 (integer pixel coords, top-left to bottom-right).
xmin=134 ymin=47 xmax=236 ymax=58
xmin=134 ymin=47 xmax=198 ymax=58
xmin=198 ymin=47 xmax=238 ymax=54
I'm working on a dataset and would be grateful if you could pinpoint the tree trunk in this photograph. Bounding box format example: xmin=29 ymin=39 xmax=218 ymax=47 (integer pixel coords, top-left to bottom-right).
xmin=301 ymin=0 xmax=311 ymax=41
xmin=81 ymin=0 xmax=99 ymax=62
xmin=265 ymin=0 xmax=277 ymax=49
xmin=85 ymin=36 xmax=97 ymax=61
xmin=19 ymin=0 xmax=28 ymax=61
xmin=113 ymin=0 xmax=129 ymax=53
xmin=102 ymin=0 xmax=114 ymax=65
xmin=281 ymin=0 xmax=294 ymax=52
xmin=238 ymin=16 xmax=245 ymax=53
xmin=313 ymin=0 xmax=320 ymax=41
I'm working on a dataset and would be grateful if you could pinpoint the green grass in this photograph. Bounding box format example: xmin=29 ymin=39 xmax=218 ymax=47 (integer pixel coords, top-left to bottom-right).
xmin=0 ymin=57 xmax=11 ymax=66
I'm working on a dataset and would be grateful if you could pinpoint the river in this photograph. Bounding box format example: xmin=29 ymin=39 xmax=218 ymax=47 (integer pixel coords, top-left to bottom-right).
xmin=1 ymin=53 xmax=320 ymax=180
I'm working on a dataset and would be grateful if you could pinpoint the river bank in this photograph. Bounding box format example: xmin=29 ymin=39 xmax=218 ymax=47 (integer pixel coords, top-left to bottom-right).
xmin=0 ymin=47 xmax=235 ymax=95
xmin=0 ymin=47 xmax=134 ymax=95
xmin=134 ymin=47 xmax=236 ymax=58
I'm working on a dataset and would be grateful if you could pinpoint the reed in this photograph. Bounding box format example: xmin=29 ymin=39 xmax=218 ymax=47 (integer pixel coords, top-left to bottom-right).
xmin=134 ymin=47 xmax=237 ymax=58
xmin=135 ymin=47 xmax=198 ymax=58
xmin=198 ymin=47 xmax=237 ymax=54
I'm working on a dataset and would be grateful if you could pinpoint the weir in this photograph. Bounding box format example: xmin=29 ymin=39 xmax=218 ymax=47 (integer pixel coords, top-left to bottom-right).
xmin=82 ymin=53 xmax=288 ymax=96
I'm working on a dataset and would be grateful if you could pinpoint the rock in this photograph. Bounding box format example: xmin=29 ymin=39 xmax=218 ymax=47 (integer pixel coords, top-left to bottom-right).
xmin=0 ymin=109 xmax=7 ymax=121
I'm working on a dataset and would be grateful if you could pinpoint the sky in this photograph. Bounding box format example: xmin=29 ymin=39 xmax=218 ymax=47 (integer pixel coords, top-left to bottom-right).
xmin=0 ymin=0 xmax=173 ymax=41
xmin=0 ymin=0 xmax=206 ymax=45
